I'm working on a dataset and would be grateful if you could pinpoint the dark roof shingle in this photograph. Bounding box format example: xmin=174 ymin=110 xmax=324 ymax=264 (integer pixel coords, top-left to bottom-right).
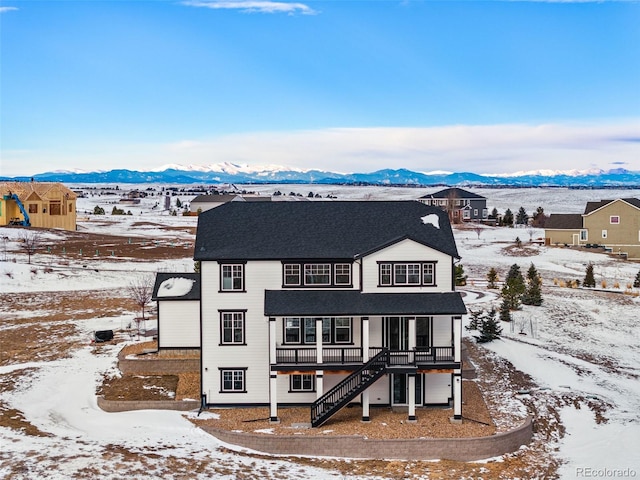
xmin=265 ymin=290 xmax=467 ymax=316
xmin=545 ymin=214 xmax=583 ymax=229
xmin=194 ymin=201 xmax=459 ymax=261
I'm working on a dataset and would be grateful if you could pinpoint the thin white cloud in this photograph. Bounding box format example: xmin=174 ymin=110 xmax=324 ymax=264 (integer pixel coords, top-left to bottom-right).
xmin=0 ymin=6 xmax=18 ymax=13
xmin=3 ymin=121 xmax=639 ymax=177
xmin=181 ymin=0 xmax=317 ymax=15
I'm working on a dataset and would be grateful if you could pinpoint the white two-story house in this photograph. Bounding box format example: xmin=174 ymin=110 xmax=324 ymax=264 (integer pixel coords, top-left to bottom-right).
xmin=194 ymin=201 xmax=467 ymax=426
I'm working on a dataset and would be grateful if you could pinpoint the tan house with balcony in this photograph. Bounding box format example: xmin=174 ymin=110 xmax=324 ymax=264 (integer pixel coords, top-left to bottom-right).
xmin=0 ymin=181 xmax=77 ymax=231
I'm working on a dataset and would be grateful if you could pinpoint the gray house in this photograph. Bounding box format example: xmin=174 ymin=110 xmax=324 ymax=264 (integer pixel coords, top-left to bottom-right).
xmin=418 ymin=188 xmax=488 ymax=223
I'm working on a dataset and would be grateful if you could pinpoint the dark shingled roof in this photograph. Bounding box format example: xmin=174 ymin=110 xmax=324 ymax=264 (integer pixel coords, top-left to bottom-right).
xmin=264 ymin=290 xmax=467 ymax=316
xmin=152 ymin=273 xmax=201 ymax=301
xmin=194 ymin=201 xmax=459 ymax=261
xmin=419 ymin=187 xmax=485 ymax=200
xmin=545 ymin=214 xmax=583 ymax=230
xmin=584 ymin=198 xmax=640 ymax=215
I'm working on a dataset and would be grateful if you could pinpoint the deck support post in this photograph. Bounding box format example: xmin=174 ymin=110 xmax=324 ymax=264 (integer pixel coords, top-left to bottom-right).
xmin=362 ymin=317 xmax=369 ymax=362
xmin=361 ymin=390 xmax=370 ymax=422
xmin=269 ymin=373 xmax=279 ymax=423
xmin=316 ymin=370 xmax=323 ymax=400
xmin=408 ymin=374 xmax=416 ymax=422
xmin=453 ymin=372 xmax=462 ymax=420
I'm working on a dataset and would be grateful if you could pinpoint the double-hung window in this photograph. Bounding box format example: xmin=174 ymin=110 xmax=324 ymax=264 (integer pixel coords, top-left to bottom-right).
xmin=290 ymin=374 xmax=315 ymax=392
xmin=334 ymin=264 xmax=351 ymax=285
xmin=221 ymin=264 xmax=244 ymax=291
xmin=220 ymin=311 xmax=245 ymax=345
xmin=220 ymin=368 xmax=246 ymax=393
xmin=285 ymin=318 xmax=302 ymax=343
xmin=379 ymin=262 xmax=437 ymax=287
xmin=284 ymin=264 xmax=301 ymax=286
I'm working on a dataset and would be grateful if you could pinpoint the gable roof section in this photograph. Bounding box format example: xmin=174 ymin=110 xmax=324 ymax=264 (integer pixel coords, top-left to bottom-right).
xmin=194 ymin=201 xmax=459 ymax=261
xmin=152 ymin=273 xmax=201 ymax=301
xmin=419 ymin=187 xmax=485 ymax=200
xmin=545 ymin=214 xmax=583 ymax=230
xmin=191 ymin=194 xmax=238 ymax=203
xmin=584 ymin=198 xmax=640 ymax=215
xmin=0 ymin=181 xmax=77 ymax=201
xmin=265 ymin=290 xmax=467 ymax=316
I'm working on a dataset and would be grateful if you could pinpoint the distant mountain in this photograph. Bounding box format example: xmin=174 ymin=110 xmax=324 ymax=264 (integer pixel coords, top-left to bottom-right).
xmin=3 ymin=164 xmax=640 ymax=187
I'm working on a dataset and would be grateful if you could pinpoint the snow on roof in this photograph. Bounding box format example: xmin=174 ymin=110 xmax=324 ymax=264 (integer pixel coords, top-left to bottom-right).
xmin=157 ymin=277 xmax=195 ymax=298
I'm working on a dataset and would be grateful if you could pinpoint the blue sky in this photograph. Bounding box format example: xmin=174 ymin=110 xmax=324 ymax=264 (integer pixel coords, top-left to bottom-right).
xmin=1 ymin=0 xmax=639 ymax=177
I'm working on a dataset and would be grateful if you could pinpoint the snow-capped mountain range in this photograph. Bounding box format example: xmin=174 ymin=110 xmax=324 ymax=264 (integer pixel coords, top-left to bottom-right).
xmin=4 ymin=163 xmax=640 ymax=187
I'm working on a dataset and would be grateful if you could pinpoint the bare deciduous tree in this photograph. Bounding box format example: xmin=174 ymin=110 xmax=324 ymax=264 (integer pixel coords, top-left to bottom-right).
xmin=19 ymin=230 xmax=42 ymax=264
xmin=127 ymin=274 xmax=154 ymax=337
xmin=472 ymin=223 xmax=484 ymax=239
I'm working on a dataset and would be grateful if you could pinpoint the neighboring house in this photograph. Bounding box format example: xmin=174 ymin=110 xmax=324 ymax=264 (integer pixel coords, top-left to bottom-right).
xmin=544 ymin=198 xmax=640 ymax=260
xmin=583 ymin=198 xmax=640 ymax=260
xmin=152 ymin=273 xmax=201 ymax=350
xmin=0 ymin=181 xmax=77 ymax=231
xmin=190 ymin=194 xmax=271 ymax=213
xmin=418 ymin=188 xmax=488 ymax=223
xmin=543 ymin=214 xmax=584 ymax=246
xmin=194 ymin=201 xmax=466 ymax=427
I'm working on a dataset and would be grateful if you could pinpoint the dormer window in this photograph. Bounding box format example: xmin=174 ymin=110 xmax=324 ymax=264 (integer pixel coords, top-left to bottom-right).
xmin=282 ymin=262 xmax=352 ymax=287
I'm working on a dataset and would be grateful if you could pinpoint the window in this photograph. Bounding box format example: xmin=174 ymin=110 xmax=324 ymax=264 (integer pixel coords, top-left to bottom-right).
xmin=378 ymin=262 xmax=437 ymax=287
xmin=220 ymin=311 xmax=245 ymax=345
xmin=284 ymin=317 xmax=351 ymax=344
xmin=29 ymin=204 xmax=38 ymax=214
xmin=580 ymin=230 xmax=588 ymax=241
xmin=474 ymin=209 xmax=478 ymax=216
xmin=380 ymin=263 xmax=392 ymax=285
xmin=221 ymin=264 xmax=244 ymax=291
xmin=422 ymin=263 xmax=435 ymax=285
xmin=220 ymin=369 xmax=246 ymax=393
xmin=610 ymin=216 xmax=620 ymax=224
xmin=283 ymin=262 xmax=352 ymax=287
xmin=334 ymin=318 xmax=351 ymax=343
xmin=463 ymin=210 xmax=470 ymax=219
xmin=290 ymin=374 xmax=315 ymax=392
xmin=284 ymin=264 xmax=301 ymax=285
xmin=49 ymin=201 xmax=61 ymax=215
xmin=334 ymin=264 xmax=351 ymax=285
xmin=304 ymin=264 xmax=331 ymax=285
xmin=285 ymin=318 xmax=301 ymax=343
xmin=69 ymin=203 xmax=73 ymax=212
xmin=482 ymin=208 xmax=488 ymax=218
xmin=602 ymin=230 xmax=608 ymax=239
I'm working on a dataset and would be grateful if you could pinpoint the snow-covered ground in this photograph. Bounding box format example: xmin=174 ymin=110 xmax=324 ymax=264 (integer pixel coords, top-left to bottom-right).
xmin=1 ymin=185 xmax=639 ymax=479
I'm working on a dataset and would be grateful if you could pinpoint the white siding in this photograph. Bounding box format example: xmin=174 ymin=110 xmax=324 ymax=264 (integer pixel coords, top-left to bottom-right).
xmin=360 ymin=239 xmax=453 ymax=293
xmin=423 ymin=373 xmax=452 ymax=405
xmin=158 ymin=300 xmax=200 ymax=348
xmin=201 ymin=260 xmax=281 ymax=405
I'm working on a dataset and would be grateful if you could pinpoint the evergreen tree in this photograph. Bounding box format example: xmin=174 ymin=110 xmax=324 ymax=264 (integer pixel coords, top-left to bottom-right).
xmin=583 ymin=263 xmax=596 ymax=288
xmin=499 ymin=297 xmax=512 ymax=322
xmin=455 ymin=264 xmax=467 ymax=286
xmin=532 ymin=206 xmax=547 ymax=227
xmin=489 ymin=207 xmax=499 ymax=219
xmin=93 ymin=205 xmax=105 ymax=215
xmin=176 ymin=198 xmax=182 ymax=208
xmin=502 ymin=208 xmax=514 ymax=227
xmin=486 ymin=267 xmax=499 ymax=289
xmin=465 ymin=309 xmax=482 ymax=331
xmin=522 ymin=263 xmax=543 ymax=306
xmin=516 ymin=206 xmax=529 ymax=226
xmin=634 ymin=270 xmax=640 ymax=288
xmin=476 ymin=307 xmax=503 ymax=343
xmin=502 ymin=264 xmax=525 ymax=310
